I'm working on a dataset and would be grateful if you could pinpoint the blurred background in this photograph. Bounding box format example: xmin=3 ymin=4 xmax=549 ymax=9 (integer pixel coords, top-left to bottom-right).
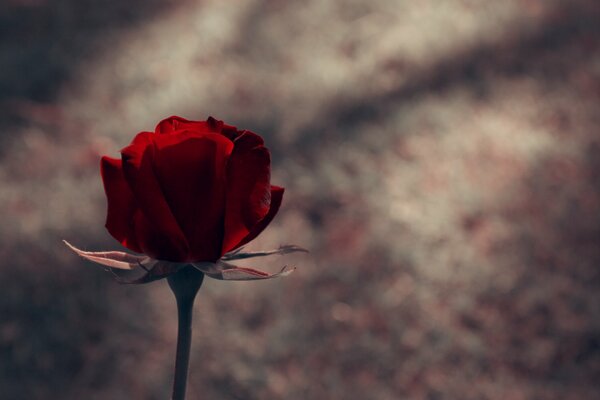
xmin=1 ymin=0 xmax=599 ymax=399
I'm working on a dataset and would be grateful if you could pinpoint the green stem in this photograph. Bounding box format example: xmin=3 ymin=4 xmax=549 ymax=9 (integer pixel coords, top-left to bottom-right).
xmin=167 ymin=266 xmax=204 ymax=400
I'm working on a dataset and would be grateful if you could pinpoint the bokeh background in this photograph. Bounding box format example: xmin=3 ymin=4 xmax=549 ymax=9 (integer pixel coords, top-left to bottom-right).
xmin=1 ymin=0 xmax=599 ymax=399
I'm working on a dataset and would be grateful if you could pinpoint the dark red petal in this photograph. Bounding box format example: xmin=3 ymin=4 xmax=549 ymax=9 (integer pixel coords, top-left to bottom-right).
xmin=205 ymin=116 xmax=239 ymax=135
xmin=224 ymin=185 xmax=284 ymax=253
xmin=155 ymin=116 xmax=209 ymax=134
xmin=219 ymin=125 xmax=240 ymax=141
xmin=207 ymin=116 xmax=243 ymax=142
xmin=100 ymin=156 xmax=142 ymax=253
xmin=131 ymin=209 xmax=189 ymax=261
xmin=156 ymin=115 xmax=243 ymax=143
xmin=152 ymin=130 xmax=234 ymax=262
xmin=120 ymin=132 xmax=190 ymax=261
xmin=221 ymin=132 xmax=272 ymax=253
xmin=206 ymin=116 xmax=223 ymax=131
xmin=206 ymin=116 xmax=242 ymax=141
xmin=235 ymin=130 xmax=264 ymax=147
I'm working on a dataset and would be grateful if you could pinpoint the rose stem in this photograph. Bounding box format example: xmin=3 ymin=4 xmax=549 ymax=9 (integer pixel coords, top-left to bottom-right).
xmin=167 ymin=266 xmax=205 ymax=400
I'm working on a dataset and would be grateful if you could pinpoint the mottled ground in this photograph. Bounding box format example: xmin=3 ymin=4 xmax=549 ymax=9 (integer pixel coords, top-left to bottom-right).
xmin=1 ymin=1 xmax=599 ymax=399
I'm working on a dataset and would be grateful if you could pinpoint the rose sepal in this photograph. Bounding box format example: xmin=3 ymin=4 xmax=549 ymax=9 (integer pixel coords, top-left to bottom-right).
xmin=64 ymin=240 xmax=306 ymax=283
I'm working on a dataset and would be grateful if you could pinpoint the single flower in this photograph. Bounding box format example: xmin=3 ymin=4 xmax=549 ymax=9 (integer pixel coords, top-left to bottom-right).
xmin=66 ymin=116 xmax=306 ymax=283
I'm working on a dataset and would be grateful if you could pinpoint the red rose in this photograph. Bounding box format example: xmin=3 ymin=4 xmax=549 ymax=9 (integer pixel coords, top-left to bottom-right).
xmin=100 ymin=116 xmax=284 ymax=263
xmin=66 ymin=116 xmax=304 ymax=283
xmin=64 ymin=116 xmax=306 ymax=398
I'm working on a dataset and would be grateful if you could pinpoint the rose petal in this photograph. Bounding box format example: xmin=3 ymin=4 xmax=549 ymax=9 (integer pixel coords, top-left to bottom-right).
xmin=120 ymin=132 xmax=190 ymax=261
xmin=229 ymin=185 xmax=284 ymax=251
xmin=100 ymin=156 xmax=142 ymax=253
xmin=152 ymin=131 xmax=234 ymax=261
xmin=221 ymin=132 xmax=272 ymax=253
xmin=155 ymin=116 xmax=208 ymax=134
xmin=155 ymin=116 xmax=240 ymax=138
xmin=215 ymin=119 xmax=241 ymax=141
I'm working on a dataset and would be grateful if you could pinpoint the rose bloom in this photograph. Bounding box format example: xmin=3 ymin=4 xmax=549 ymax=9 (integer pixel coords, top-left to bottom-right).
xmin=66 ymin=116 xmax=303 ymax=283
xmin=100 ymin=116 xmax=283 ymax=263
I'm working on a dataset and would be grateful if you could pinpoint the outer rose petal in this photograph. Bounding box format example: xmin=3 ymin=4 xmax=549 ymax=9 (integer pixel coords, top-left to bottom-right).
xmin=221 ymin=132 xmax=272 ymax=253
xmin=120 ymin=132 xmax=190 ymax=261
xmin=155 ymin=116 xmax=209 ymax=134
xmin=152 ymin=130 xmax=234 ymax=262
xmin=155 ymin=115 xmax=240 ymax=137
xmin=207 ymin=116 xmax=240 ymax=140
xmin=225 ymin=185 xmax=284 ymax=253
xmin=100 ymin=156 xmax=142 ymax=253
